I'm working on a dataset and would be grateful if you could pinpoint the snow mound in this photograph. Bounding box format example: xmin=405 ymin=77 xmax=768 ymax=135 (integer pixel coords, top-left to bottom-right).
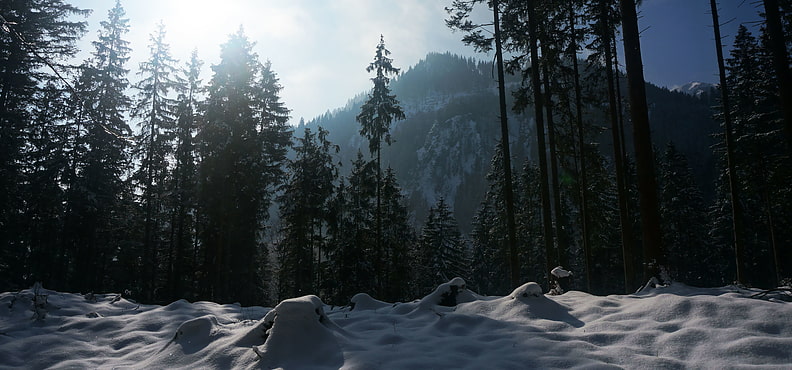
xmin=509 ymin=282 xmax=544 ymax=299
xmin=254 ymin=295 xmax=345 ymax=368
xmin=418 ymin=277 xmax=479 ymax=309
xmin=2 ymin=283 xmax=792 ymax=368
xmin=350 ymin=293 xmax=391 ymax=311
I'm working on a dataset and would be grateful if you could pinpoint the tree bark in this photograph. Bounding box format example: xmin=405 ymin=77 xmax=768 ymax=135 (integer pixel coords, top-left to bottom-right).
xmin=527 ymin=0 xmax=556 ymax=288
xmin=493 ymin=0 xmax=520 ymax=288
xmin=618 ymin=0 xmax=666 ymax=283
xmin=710 ymin=0 xmax=746 ymax=284
xmin=568 ymin=2 xmax=592 ymax=292
xmin=601 ymin=2 xmax=636 ymax=293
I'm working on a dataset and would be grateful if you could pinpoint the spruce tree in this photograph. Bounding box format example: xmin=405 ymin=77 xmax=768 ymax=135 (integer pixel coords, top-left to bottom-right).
xmin=63 ymin=0 xmax=132 ymax=293
xmin=0 ymin=0 xmax=88 ymax=289
xmin=131 ymin=21 xmax=181 ymax=300
xmin=326 ymin=152 xmax=377 ymax=303
xmin=470 ymin=144 xmax=517 ymax=295
xmin=167 ymin=50 xmax=203 ymax=301
xmin=658 ymin=143 xmax=721 ymax=286
xmin=417 ymin=198 xmax=470 ymax=292
xmin=198 ymin=28 xmax=291 ymax=304
xmin=276 ymin=127 xmax=338 ymax=299
xmin=379 ymin=167 xmax=415 ymax=301
xmin=356 ymin=35 xmax=405 ymax=291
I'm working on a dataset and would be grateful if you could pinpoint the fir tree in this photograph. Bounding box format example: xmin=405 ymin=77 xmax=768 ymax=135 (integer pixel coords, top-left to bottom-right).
xmin=62 ymin=0 xmax=132 ymax=293
xmin=379 ymin=167 xmax=415 ymax=301
xmin=417 ymin=198 xmax=470 ymax=292
xmin=658 ymin=142 xmax=722 ymax=286
xmin=131 ymin=20 xmax=181 ymax=300
xmin=326 ymin=152 xmax=377 ymax=303
xmin=356 ymin=35 xmax=405 ymax=291
xmin=198 ymin=28 xmax=291 ymax=305
xmin=276 ymin=127 xmax=338 ymax=299
xmin=167 ymin=49 xmax=203 ymax=301
xmin=0 ymin=0 xmax=88 ymax=289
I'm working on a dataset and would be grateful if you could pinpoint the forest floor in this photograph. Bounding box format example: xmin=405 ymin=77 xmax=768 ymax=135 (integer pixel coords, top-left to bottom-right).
xmin=1 ymin=280 xmax=791 ymax=369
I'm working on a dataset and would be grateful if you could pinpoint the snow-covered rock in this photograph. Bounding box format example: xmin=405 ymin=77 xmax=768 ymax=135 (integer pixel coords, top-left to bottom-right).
xmin=551 ymin=266 xmax=572 ymax=279
xmin=254 ymin=295 xmax=345 ymax=368
xmin=418 ymin=277 xmax=479 ymax=309
xmin=508 ymin=282 xmax=544 ymax=299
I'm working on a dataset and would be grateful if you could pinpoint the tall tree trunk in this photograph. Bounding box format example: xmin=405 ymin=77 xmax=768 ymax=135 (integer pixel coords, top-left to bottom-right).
xmin=493 ymin=0 xmax=520 ymax=288
xmin=568 ymin=2 xmax=592 ymax=292
xmin=762 ymin=0 xmax=792 ymax=155
xmin=541 ymin=60 xmax=567 ymax=271
xmin=710 ymin=0 xmax=746 ymax=284
xmin=527 ymin=0 xmax=556 ymax=288
xmin=602 ymin=2 xmax=636 ymax=293
xmin=376 ymin=145 xmax=382 ymax=294
xmin=618 ymin=0 xmax=666 ymax=283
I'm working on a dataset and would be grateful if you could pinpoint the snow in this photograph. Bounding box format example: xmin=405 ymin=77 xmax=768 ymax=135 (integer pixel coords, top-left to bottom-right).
xmin=2 ymin=280 xmax=791 ymax=369
xmin=551 ymin=266 xmax=573 ymax=279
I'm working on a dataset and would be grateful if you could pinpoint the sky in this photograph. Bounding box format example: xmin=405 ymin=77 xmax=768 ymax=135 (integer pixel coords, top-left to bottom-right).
xmin=70 ymin=0 xmax=763 ymax=125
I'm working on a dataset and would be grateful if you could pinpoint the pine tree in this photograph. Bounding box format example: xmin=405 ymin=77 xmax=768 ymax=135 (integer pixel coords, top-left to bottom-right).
xmin=131 ymin=21 xmax=181 ymax=300
xmin=276 ymin=127 xmax=338 ymax=299
xmin=326 ymin=152 xmax=377 ymax=303
xmin=62 ymin=0 xmax=132 ymax=293
xmin=198 ymin=28 xmax=291 ymax=304
xmin=167 ymin=50 xmax=202 ymax=301
xmin=658 ymin=142 xmax=722 ymax=286
xmin=417 ymin=198 xmax=470 ymax=292
xmin=22 ymin=82 xmax=72 ymax=289
xmin=761 ymin=0 xmax=792 ymax=153
xmin=0 ymin=0 xmax=88 ymax=289
xmin=470 ymin=144 xmax=517 ymax=295
xmin=356 ymin=35 xmax=405 ymax=291
xmin=379 ymin=167 xmax=415 ymax=301
xmin=720 ymin=25 xmax=789 ymax=286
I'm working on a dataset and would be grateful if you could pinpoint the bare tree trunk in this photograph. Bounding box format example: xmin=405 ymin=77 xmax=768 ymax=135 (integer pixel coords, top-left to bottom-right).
xmin=493 ymin=0 xmax=520 ymax=288
xmin=568 ymin=2 xmax=592 ymax=292
xmin=618 ymin=0 xmax=666 ymax=283
xmin=710 ymin=0 xmax=746 ymax=284
xmin=527 ymin=0 xmax=556 ymax=288
xmin=600 ymin=1 xmax=637 ymax=293
xmin=542 ymin=57 xmax=568 ymax=272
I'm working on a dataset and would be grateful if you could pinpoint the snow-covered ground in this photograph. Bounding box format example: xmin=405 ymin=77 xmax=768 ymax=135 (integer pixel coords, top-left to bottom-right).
xmin=1 ymin=279 xmax=791 ymax=369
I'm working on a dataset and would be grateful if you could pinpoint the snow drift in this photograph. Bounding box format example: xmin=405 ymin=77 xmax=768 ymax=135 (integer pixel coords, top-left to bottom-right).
xmin=1 ymin=278 xmax=791 ymax=369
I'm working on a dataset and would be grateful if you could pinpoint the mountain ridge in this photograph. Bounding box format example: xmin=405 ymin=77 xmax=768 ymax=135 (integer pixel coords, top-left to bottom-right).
xmin=303 ymin=52 xmax=719 ymax=233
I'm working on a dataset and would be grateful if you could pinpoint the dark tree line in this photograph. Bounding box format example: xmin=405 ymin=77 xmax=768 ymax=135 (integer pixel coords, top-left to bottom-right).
xmin=448 ymin=0 xmax=792 ymax=294
xmin=0 ymin=5 xmax=466 ymax=307
xmin=1 ymin=0 xmax=790 ymax=308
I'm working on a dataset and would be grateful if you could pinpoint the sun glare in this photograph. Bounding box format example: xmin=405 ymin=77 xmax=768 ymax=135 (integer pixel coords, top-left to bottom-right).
xmin=161 ymin=0 xmax=242 ymax=48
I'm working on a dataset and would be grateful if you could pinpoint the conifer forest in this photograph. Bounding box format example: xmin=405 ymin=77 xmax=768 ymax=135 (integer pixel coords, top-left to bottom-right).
xmin=1 ymin=0 xmax=791 ymax=308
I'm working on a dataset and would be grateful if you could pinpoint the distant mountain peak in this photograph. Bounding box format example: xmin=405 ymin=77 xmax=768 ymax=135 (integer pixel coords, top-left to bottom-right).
xmin=672 ymin=81 xmax=716 ymax=98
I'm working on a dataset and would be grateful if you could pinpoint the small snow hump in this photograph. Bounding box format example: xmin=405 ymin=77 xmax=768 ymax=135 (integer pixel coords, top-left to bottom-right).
xmin=419 ymin=277 xmax=479 ymax=309
xmin=509 ymin=282 xmax=543 ymax=299
xmin=551 ymin=266 xmax=572 ymax=279
xmin=350 ymin=293 xmax=390 ymax=311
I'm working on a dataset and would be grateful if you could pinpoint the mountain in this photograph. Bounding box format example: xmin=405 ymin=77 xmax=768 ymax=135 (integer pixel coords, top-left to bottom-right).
xmin=303 ymin=52 xmax=720 ymax=233
xmin=672 ymin=81 xmax=717 ymax=98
